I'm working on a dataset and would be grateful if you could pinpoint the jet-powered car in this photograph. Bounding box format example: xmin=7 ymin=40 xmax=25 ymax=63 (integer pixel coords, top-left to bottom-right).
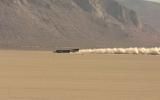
xmin=54 ymin=48 xmax=79 ymax=53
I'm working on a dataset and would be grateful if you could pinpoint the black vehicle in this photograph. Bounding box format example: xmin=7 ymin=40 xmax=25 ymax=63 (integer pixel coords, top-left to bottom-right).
xmin=54 ymin=48 xmax=79 ymax=53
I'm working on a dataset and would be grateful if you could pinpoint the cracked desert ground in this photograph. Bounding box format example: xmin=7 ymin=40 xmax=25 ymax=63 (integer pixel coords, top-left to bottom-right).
xmin=0 ymin=50 xmax=160 ymax=100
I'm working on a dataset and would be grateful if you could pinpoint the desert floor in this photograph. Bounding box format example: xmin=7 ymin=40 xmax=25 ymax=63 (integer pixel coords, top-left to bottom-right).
xmin=0 ymin=50 xmax=160 ymax=100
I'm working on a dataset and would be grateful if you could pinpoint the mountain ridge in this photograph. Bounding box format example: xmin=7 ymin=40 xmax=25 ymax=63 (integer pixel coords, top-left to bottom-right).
xmin=0 ymin=0 xmax=159 ymax=50
xmin=117 ymin=0 xmax=160 ymax=32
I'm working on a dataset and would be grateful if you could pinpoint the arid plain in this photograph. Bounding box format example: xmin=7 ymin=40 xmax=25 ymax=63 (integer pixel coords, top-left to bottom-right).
xmin=0 ymin=50 xmax=160 ymax=100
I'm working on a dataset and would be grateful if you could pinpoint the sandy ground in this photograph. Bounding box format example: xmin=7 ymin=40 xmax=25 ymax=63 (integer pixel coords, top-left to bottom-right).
xmin=0 ymin=50 xmax=160 ymax=100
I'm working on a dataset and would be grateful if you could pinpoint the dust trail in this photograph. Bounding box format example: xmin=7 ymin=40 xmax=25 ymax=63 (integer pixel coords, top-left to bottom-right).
xmin=78 ymin=47 xmax=160 ymax=55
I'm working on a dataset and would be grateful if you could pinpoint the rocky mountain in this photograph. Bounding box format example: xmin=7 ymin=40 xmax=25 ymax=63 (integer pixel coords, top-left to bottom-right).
xmin=0 ymin=0 xmax=159 ymax=50
xmin=118 ymin=0 xmax=160 ymax=32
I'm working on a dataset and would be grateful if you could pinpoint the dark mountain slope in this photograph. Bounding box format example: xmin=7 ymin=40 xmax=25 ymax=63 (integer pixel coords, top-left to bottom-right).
xmin=0 ymin=0 xmax=159 ymax=50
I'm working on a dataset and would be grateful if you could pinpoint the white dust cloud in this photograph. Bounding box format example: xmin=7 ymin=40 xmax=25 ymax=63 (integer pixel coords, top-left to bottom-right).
xmin=78 ymin=47 xmax=160 ymax=55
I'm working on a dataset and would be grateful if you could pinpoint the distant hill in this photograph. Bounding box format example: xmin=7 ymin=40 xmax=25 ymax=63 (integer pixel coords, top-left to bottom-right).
xmin=118 ymin=0 xmax=160 ymax=32
xmin=0 ymin=0 xmax=159 ymax=50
